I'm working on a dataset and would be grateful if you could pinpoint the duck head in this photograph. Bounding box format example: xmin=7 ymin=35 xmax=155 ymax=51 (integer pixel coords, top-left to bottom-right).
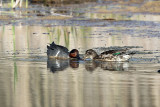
xmin=69 ymin=49 xmax=80 ymax=59
xmin=84 ymin=49 xmax=99 ymax=60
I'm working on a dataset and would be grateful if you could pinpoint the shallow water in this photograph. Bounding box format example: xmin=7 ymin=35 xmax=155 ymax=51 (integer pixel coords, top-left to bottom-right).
xmin=1 ymin=0 xmax=160 ymax=107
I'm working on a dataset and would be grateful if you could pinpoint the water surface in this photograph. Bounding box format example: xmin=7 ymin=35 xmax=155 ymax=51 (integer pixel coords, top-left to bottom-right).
xmin=0 ymin=0 xmax=160 ymax=107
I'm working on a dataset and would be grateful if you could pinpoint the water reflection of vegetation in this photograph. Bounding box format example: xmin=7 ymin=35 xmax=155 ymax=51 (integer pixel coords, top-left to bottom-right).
xmin=26 ymin=0 xmax=28 ymax=8
xmin=64 ymin=28 xmax=69 ymax=48
xmin=46 ymin=27 xmax=70 ymax=48
xmin=11 ymin=0 xmax=14 ymax=7
xmin=12 ymin=26 xmax=16 ymax=53
xmin=46 ymin=26 xmax=82 ymax=49
xmin=1 ymin=23 xmax=160 ymax=56
xmin=12 ymin=25 xmax=18 ymax=92
xmin=14 ymin=61 xmax=18 ymax=92
xmin=0 ymin=0 xmax=28 ymax=8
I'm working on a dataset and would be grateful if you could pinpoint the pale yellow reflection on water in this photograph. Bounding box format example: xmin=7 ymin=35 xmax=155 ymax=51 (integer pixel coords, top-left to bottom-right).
xmin=0 ymin=59 xmax=160 ymax=107
xmin=0 ymin=24 xmax=160 ymax=107
xmin=1 ymin=25 xmax=160 ymax=55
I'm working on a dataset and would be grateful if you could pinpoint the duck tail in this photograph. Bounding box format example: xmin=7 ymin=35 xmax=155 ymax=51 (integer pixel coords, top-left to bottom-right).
xmin=47 ymin=45 xmax=51 ymax=49
xmin=47 ymin=41 xmax=56 ymax=50
xmin=50 ymin=41 xmax=56 ymax=47
xmin=47 ymin=42 xmax=56 ymax=56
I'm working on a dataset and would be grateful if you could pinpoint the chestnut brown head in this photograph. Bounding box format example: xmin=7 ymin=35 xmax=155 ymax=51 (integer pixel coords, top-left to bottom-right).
xmin=69 ymin=49 xmax=80 ymax=59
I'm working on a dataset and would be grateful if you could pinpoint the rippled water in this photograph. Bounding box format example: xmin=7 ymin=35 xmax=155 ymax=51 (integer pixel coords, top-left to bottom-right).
xmin=1 ymin=0 xmax=160 ymax=107
xmin=0 ymin=57 xmax=160 ymax=107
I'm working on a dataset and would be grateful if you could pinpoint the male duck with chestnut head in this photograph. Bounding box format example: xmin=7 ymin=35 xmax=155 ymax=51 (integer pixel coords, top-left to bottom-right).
xmin=47 ymin=42 xmax=81 ymax=59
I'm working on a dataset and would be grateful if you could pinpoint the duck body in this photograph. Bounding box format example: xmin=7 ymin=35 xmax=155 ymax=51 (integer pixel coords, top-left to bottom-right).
xmin=47 ymin=42 xmax=80 ymax=59
xmin=47 ymin=42 xmax=69 ymax=59
xmin=84 ymin=49 xmax=135 ymax=62
xmin=99 ymin=50 xmax=131 ymax=61
xmin=92 ymin=46 xmax=141 ymax=55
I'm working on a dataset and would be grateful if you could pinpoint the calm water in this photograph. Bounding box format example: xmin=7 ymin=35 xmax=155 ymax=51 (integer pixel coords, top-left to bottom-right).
xmin=0 ymin=0 xmax=160 ymax=107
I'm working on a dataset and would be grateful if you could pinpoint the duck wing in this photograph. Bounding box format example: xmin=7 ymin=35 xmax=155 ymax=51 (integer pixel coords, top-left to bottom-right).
xmin=92 ymin=46 xmax=142 ymax=55
xmin=99 ymin=49 xmax=133 ymax=61
xmin=100 ymin=49 xmax=128 ymax=56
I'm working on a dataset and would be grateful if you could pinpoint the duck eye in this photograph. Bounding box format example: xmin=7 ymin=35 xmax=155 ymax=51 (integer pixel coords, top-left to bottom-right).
xmin=87 ymin=51 xmax=90 ymax=53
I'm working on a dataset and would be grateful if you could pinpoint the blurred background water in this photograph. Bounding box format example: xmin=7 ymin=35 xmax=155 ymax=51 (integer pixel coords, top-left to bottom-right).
xmin=0 ymin=0 xmax=160 ymax=107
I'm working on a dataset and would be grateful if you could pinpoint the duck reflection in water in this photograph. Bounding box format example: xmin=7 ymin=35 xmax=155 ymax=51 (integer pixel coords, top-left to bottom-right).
xmin=85 ymin=61 xmax=129 ymax=72
xmin=85 ymin=61 xmax=100 ymax=71
xmin=47 ymin=58 xmax=130 ymax=72
xmin=47 ymin=58 xmax=80 ymax=73
xmin=69 ymin=59 xmax=80 ymax=68
xmin=100 ymin=61 xmax=129 ymax=71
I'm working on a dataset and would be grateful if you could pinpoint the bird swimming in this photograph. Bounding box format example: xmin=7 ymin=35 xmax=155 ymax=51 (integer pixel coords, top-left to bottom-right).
xmin=84 ymin=49 xmax=135 ymax=62
xmin=47 ymin=41 xmax=136 ymax=61
xmin=47 ymin=42 xmax=80 ymax=59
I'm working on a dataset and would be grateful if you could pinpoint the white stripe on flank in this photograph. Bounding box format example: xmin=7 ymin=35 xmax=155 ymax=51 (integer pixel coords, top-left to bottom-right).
xmin=55 ymin=50 xmax=60 ymax=57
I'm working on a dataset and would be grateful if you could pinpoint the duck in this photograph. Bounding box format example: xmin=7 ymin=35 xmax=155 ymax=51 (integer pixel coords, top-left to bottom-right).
xmin=47 ymin=42 xmax=80 ymax=59
xmin=84 ymin=49 xmax=135 ymax=62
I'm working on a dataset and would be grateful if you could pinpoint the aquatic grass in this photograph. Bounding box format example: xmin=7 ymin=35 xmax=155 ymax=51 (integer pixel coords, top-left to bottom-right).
xmin=48 ymin=28 xmax=52 ymax=43
xmin=14 ymin=61 xmax=18 ymax=92
xmin=64 ymin=28 xmax=70 ymax=48
xmin=71 ymin=27 xmax=74 ymax=35
xmin=57 ymin=28 xmax=61 ymax=44
xmin=12 ymin=26 xmax=16 ymax=54
xmin=12 ymin=25 xmax=18 ymax=92
xmin=70 ymin=26 xmax=78 ymax=44
xmin=71 ymin=26 xmax=76 ymax=41
xmin=26 ymin=0 xmax=28 ymax=8
xmin=51 ymin=27 xmax=55 ymax=40
xmin=79 ymin=27 xmax=87 ymax=48
xmin=11 ymin=0 xmax=14 ymax=7
xmin=46 ymin=27 xmax=54 ymax=43
xmin=74 ymin=27 xmax=78 ymax=38
xmin=71 ymin=26 xmax=77 ymax=37
xmin=10 ymin=0 xmax=28 ymax=8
